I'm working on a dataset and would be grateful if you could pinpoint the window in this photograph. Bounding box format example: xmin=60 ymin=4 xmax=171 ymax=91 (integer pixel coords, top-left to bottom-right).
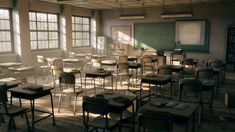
xmin=29 ymin=12 xmax=59 ymax=50
xmin=72 ymin=16 xmax=90 ymax=47
xmin=0 ymin=8 xmax=13 ymax=52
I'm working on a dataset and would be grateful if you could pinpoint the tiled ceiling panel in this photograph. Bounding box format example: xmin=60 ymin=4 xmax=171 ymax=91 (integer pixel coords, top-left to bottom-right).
xmin=38 ymin=0 xmax=235 ymax=9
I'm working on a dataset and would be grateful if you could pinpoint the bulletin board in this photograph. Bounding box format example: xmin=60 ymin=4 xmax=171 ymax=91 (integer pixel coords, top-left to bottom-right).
xmin=111 ymin=26 xmax=131 ymax=44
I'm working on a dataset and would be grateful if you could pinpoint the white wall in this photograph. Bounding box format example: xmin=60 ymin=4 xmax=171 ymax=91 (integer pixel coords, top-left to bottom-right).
xmin=0 ymin=0 xmax=98 ymax=67
xmin=101 ymin=3 xmax=235 ymax=65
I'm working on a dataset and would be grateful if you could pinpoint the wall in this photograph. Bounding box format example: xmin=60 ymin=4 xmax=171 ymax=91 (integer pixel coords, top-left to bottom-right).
xmin=0 ymin=0 xmax=97 ymax=67
xmin=101 ymin=3 xmax=235 ymax=65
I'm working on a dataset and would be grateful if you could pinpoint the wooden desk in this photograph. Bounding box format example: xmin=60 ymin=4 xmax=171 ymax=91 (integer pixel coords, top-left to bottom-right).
xmin=95 ymin=91 xmax=137 ymax=131
xmin=8 ymin=85 xmax=55 ymax=132
xmin=141 ymin=98 xmax=199 ymax=132
xmin=141 ymin=74 xmax=173 ymax=99
xmin=62 ymin=58 xmax=81 ymax=68
xmin=8 ymin=66 xmax=36 ymax=84
xmin=85 ymin=70 xmax=113 ymax=95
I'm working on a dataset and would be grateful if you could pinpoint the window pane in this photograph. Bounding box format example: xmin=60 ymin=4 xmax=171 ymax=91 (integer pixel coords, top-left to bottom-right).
xmin=37 ymin=22 xmax=47 ymax=30
xmin=83 ymin=25 xmax=89 ymax=31
xmin=49 ymin=32 xmax=58 ymax=40
xmin=83 ymin=18 xmax=89 ymax=24
xmin=38 ymin=32 xmax=48 ymax=40
xmin=30 ymin=22 xmax=36 ymax=30
xmin=37 ymin=13 xmax=47 ymax=21
xmin=30 ymin=32 xmax=37 ymax=40
xmin=72 ymin=16 xmax=90 ymax=47
xmin=31 ymin=41 xmax=37 ymax=50
xmin=29 ymin=12 xmax=36 ymax=21
xmin=29 ymin=11 xmax=59 ymax=50
xmin=0 ymin=9 xmax=9 ymax=19
xmin=48 ymin=22 xmax=57 ymax=30
xmin=48 ymin=14 xmax=57 ymax=22
xmin=0 ymin=9 xmax=12 ymax=52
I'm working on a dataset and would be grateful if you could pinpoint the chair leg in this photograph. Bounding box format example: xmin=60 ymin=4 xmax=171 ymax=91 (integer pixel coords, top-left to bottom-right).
xmin=58 ymin=93 xmax=63 ymax=113
xmin=24 ymin=113 xmax=30 ymax=132
xmin=74 ymin=94 xmax=78 ymax=115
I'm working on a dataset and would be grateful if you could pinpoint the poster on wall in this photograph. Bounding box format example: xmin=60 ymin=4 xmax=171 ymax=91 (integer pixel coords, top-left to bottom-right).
xmin=175 ymin=20 xmax=206 ymax=45
xmin=111 ymin=26 xmax=131 ymax=44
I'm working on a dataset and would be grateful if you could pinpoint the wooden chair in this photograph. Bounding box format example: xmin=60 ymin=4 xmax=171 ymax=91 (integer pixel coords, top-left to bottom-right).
xmin=114 ymin=62 xmax=132 ymax=90
xmin=37 ymin=55 xmax=50 ymax=81
xmin=142 ymin=56 xmax=154 ymax=75
xmin=118 ymin=55 xmax=128 ymax=62
xmin=181 ymin=58 xmax=196 ymax=77
xmin=58 ymin=73 xmax=83 ymax=115
xmin=138 ymin=109 xmax=173 ymax=132
xmin=179 ymin=78 xmax=202 ymax=124
xmin=195 ymin=67 xmax=215 ymax=117
xmin=82 ymin=96 xmax=121 ymax=132
xmin=0 ymin=85 xmax=30 ymax=132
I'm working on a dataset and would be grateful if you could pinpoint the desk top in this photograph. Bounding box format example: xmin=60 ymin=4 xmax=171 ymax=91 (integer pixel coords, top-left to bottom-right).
xmin=62 ymin=58 xmax=81 ymax=63
xmin=95 ymin=91 xmax=137 ymax=113
xmin=86 ymin=70 xmax=112 ymax=77
xmin=141 ymin=98 xmax=198 ymax=118
xmin=8 ymin=66 xmax=34 ymax=72
xmin=141 ymin=74 xmax=172 ymax=84
xmin=0 ymin=62 xmax=21 ymax=68
xmin=0 ymin=77 xmax=20 ymax=88
xmin=101 ymin=60 xmax=117 ymax=66
xmin=8 ymin=84 xmax=53 ymax=100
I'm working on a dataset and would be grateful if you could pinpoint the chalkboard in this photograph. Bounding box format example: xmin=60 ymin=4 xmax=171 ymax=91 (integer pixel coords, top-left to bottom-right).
xmin=134 ymin=22 xmax=175 ymax=51
xmin=134 ymin=21 xmax=210 ymax=52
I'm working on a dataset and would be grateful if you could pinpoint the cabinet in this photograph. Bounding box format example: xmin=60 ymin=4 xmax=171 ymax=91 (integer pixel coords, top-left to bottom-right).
xmin=97 ymin=36 xmax=107 ymax=55
xmin=226 ymin=27 xmax=235 ymax=66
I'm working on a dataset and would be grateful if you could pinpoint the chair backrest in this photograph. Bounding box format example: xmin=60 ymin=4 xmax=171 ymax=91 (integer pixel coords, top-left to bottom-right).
xmin=69 ymin=52 xmax=76 ymax=58
xmin=91 ymin=59 xmax=101 ymax=69
xmin=207 ymin=59 xmax=223 ymax=68
xmin=139 ymin=109 xmax=173 ymax=132
xmin=53 ymin=58 xmax=63 ymax=68
xmin=142 ymin=56 xmax=153 ymax=67
xmin=51 ymin=66 xmax=63 ymax=76
xmin=82 ymin=96 xmax=109 ymax=115
xmin=181 ymin=58 xmax=194 ymax=66
xmin=119 ymin=55 xmax=128 ymax=62
xmin=59 ymin=73 xmax=75 ymax=85
xmin=195 ymin=67 xmax=213 ymax=80
xmin=37 ymin=55 xmax=47 ymax=66
xmin=117 ymin=62 xmax=129 ymax=75
xmin=158 ymin=65 xmax=172 ymax=76
xmin=179 ymin=78 xmax=201 ymax=102
xmin=0 ymin=84 xmax=9 ymax=114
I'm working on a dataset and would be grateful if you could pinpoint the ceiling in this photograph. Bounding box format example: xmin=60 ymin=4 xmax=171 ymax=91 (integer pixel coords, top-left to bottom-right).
xmin=39 ymin=0 xmax=235 ymax=10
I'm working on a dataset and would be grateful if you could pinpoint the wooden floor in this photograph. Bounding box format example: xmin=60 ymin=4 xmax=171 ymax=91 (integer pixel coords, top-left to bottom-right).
xmin=1 ymin=71 xmax=235 ymax=132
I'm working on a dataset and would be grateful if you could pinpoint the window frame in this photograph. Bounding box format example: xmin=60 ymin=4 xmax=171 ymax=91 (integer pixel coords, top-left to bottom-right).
xmin=0 ymin=8 xmax=14 ymax=53
xmin=72 ymin=15 xmax=91 ymax=47
xmin=29 ymin=11 xmax=60 ymax=51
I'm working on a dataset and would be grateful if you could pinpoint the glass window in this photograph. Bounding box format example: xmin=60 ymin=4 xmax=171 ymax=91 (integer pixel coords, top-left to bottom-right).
xmin=0 ymin=8 xmax=13 ymax=53
xmin=72 ymin=16 xmax=90 ymax=47
xmin=29 ymin=12 xmax=59 ymax=50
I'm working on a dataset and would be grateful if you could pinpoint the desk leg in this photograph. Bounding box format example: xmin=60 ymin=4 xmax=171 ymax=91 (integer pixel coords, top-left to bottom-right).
xmin=132 ymin=102 xmax=135 ymax=132
xmin=30 ymin=100 xmax=35 ymax=132
xmin=171 ymin=81 xmax=173 ymax=99
xmin=111 ymin=75 xmax=113 ymax=92
xmin=94 ymin=78 xmax=96 ymax=95
xmin=193 ymin=111 xmax=195 ymax=132
xmin=103 ymin=77 xmax=105 ymax=92
xmin=85 ymin=76 xmax=87 ymax=95
xmin=50 ymin=93 xmax=56 ymax=125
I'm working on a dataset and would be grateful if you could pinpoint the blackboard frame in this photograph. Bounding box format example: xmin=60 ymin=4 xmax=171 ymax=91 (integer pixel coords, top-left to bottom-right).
xmin=134 ymin=20 xmax=210 ymax=52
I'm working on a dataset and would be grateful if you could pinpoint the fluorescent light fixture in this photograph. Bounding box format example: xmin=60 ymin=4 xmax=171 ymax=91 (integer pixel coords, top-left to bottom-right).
xmin=119 ymin=14 xmax=145 ymax=20
xmin=161 ymin=12 xmax=193 ymax=18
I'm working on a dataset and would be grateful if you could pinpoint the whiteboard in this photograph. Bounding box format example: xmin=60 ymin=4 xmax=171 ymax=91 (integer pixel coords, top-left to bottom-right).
xmin=175 ymin=20 xmax=206 ymax=45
